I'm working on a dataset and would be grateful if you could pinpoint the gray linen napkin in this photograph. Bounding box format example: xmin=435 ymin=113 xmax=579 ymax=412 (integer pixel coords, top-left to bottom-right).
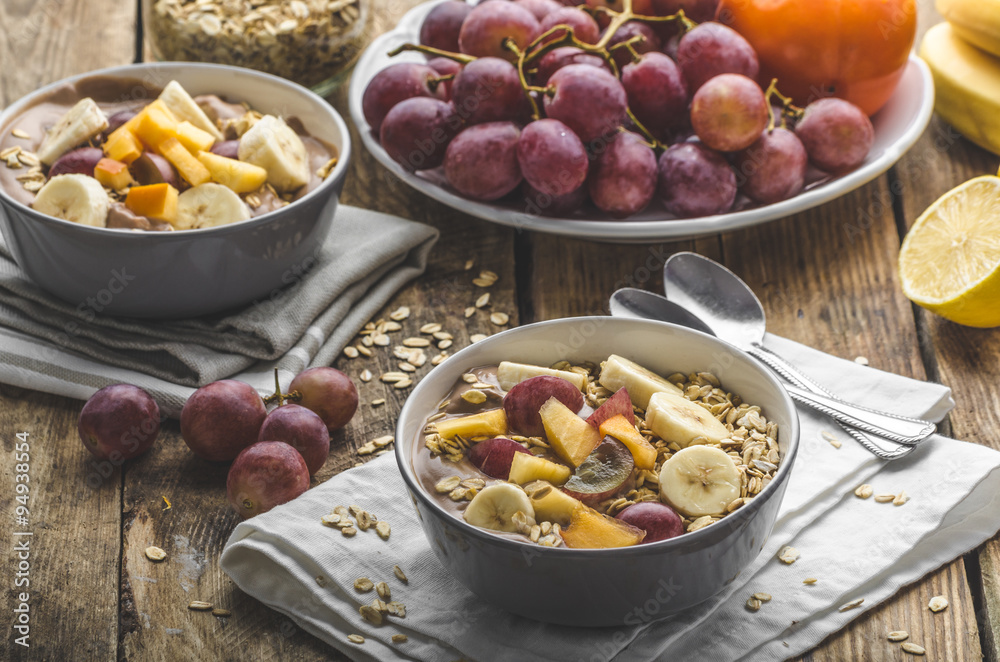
xmin=220 ymin=334 xmax=1000 ymax=662
xmin=0 ymin=205 xmax=438 ymax=415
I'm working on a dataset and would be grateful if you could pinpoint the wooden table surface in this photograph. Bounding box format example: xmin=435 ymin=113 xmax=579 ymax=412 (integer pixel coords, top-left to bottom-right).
xmin=2 ymin=0 xmax=999 ymax=660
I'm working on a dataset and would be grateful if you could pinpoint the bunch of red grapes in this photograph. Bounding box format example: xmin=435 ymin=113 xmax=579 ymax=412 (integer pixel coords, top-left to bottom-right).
xmin=362 ymin=0 xmax=875 ymax=220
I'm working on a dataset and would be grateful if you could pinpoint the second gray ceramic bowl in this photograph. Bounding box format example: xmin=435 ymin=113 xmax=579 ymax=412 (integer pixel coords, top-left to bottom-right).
xmin=0 ymin=62 xmax=350 ymax=319
xmin=395 ymin=316 xmax=800 ymax=627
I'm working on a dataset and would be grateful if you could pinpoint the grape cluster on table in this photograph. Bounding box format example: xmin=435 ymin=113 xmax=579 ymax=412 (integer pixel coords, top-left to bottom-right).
xmin=362 ymin=0 xmax=875 ymax=221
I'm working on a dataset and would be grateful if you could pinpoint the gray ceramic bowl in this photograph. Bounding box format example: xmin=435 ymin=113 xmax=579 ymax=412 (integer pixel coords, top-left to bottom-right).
xmin=395 ymin=316 xmax=800 ymax=627
xmin=0 ymin=62 xmax=350 ymax=319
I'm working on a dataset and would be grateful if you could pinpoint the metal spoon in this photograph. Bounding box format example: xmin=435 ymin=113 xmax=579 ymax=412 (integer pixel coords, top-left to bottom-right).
xmin=610 ymin=286 xmax=928 ymax=460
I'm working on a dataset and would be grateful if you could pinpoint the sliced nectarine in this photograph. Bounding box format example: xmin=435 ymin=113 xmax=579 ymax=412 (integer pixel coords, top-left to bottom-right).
xmin=124 ymin=183 xmax=178 ymax=224
xmin=539 ymin=397 xmax=602 ymax=467
xmin=197 ymin=151 xmax=268 ymax=193
xmin=560 ymin=505 xmax=646 ymax=549
xmin=508 ymin=453 xmax=571 ymax=486
xmin=175 ymin=121 xmax=215 ymax=154
xmin=158 ymin=137 xmax=211 ymax=186
xmin=94 ymin=158 xmax=134 ymax=190
xmin=134 ymin=100 xmax=180 ymax=149
xmin=599 ymin=414 xmax=658 ymax=471
xmin=103 ymin=126 xmax=143 ymax=164
xmin=524 ymin=481 xmax=583 ymax=526
xmin=435 ymin=408 xmax=508 ymax=440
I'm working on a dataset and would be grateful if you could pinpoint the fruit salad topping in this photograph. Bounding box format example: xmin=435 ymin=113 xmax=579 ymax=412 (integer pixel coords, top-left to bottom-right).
xmin=419 ymin=355 xmax=781 ymax=549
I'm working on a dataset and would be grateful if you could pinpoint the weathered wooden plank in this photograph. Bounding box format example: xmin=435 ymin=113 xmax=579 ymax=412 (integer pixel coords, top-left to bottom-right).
xmin=0 ymin=0 xmax=135 ymax=659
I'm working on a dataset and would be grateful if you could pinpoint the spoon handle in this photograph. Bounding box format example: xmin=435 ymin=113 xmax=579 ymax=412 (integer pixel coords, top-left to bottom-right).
xmin=747 ymin=346 xmax=936 ymax=445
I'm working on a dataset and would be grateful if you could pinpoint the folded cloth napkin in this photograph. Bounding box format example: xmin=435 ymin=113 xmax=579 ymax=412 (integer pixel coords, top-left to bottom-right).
xmin=221 ymin=332 xmax=1000 ymax=662
xmin=0 ymin=205 xmax=438 ymax=416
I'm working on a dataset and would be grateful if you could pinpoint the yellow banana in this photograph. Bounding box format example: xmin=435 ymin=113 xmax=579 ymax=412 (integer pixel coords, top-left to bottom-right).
xmin=937 ymin=0 xmax=1000 ymax=57
xmin=919 ymin=22 xmax=1000 ymax=155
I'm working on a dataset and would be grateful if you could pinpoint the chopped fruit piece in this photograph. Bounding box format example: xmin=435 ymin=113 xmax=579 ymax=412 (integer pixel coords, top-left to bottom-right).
xmin=496 ymin=361 xmax=587 ymax=391
xmin=599 ymin=414 xmax=657 ymax=471
xmin=538 ymin=396 xmax=603 ymax=467
xmin=560 ymin=505 xmax=645 ymax=549
xmin=586 ymin=387 xmax=635 ymax=429
xmin=197 ymin=151 xmax=268 ymax=193
xmin=508 ymin=453 xmax=572 ymax=486
xmin=435 ymin=408 xmax=508 ymax=440
xmin=175 ymin=121 xmax=216 ymax=154
xmin=468 ymin=437 xmax=530 ymax=479
xmin=159 ymin=80 xmax=225 ymax=141
xmin=103 ymin=126 xmax=143 ymax=164
xmin=562 ymin=438 xmax=634 ymax=505
xmin=599 ymin=354 xmax=682 ymax=410
xmin=525 ymin=481 xmax=583 ymax=526
xmin=94 ymin=158 xmax=134 ymax=190
xmin=158 ymin=137 xmax=211 ymax=186
xmin=134 ymin=100 xmax=181 ymax=150
xmin=658 ymin=446 xmax=741 ymax=518
xmin=124 ymin=183 xmax=179 ymax=224
xmin=645 ymin=391 xmax=730 ymax=448
xmin=503 ymin=375 xmax=584 ymax=437
xmin=616 ymin=502 xmax=683 ymax=543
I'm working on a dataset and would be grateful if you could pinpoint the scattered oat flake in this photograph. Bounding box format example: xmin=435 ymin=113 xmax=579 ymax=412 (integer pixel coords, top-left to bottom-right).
xmin=389 ymin=306 xmax=410 ymax=321
xmin=321 ymin=513 xmax=342 ymax=526
xmin=928 ymin=596 xmax=948 ymax=612
xmin=348 ymin=634 xmax=365 ymax=644
xmin=357 ymin=345 xmax=373 ymax=357
xmin=342 ymin=526 xmax=357 ymax=537
xmin=212 ymin=608 xmax=232 ymax=617
xmin=394 ymin=378 xmax=413 ymax=389
xmin=893 ymin=491 xmax=910 ymax=506
xmin=392 ymin=634 xmax=408 ymax=644
xmin=745 ymin=597 xmax=761 ymax=612
xmin=145 ymin=546 xmax=167 ymax=562
xmin=470 ymin=334 xmax=488 ymax=343
xmin=376 ymin=582 xmax=391 ymax=600
xmin=874 ymin=493 xmax=896 ymax=503
xmin=343 ymin=346 xmax=359 ymax=358
xmin=316 ymin=575 xmax=327 ymax=587
xmin=354 ymin=577 xmax=374 ymax=592
xmin=420 ymin=323 xmax=442 ymax=334
xmin=901 ymin=642 xmax=926 ymax=655
xmin=394 ymin=565 xmax=408 ymax=584
xmin=360 ymin=604 xmax=384 ymax=625
xmin=888 ymin=630 xmax=910 ymax=642
xmin=753 ymin=592 xmax=772 ymax=602
xmin=854 ymin=484 xmax=873 ymax=499
xmin=472 ymin=277 xmax=494 ymax=287
xmin=403 ymin=337 xmax=430 ymax=347
xmin=11 ymin=128 xmax=30 ymax=139
xmin=855 ymin=356 xmax=869 ymax=366
xmin=803 ymin=578 xmax=818 ymax=585
xmin=188 ymin=601 xmax=213 ymax=611
xmin=438 ymin=339 xmax=453 ymax=349
xmin=371 ymin=399 xmax=386 ymax=407
xmin=462 ymin=389 xmax=487 ymax=404
xmin=490 ymin=312 xmax=509 ymax=326
xmin=435 ymin=476 xmax=461 ymax=493
xmin=475 ymin=293 xmax=490 ymax=308
xmin=828 ymin=438 xmax=842 ymax=449
xmin=464 ymin=306 xmax=476 ymax=318
xmin=464 ymin=259 xmax=475 ymax=271
xmin=838 ymin=598 xmax=864 ymax=612
xmin=821 ymin=430 xmax=837 ymax=442
xmin=777 ymin=546 xmax=799 ymax=564
xmin=360 ymin=369 xmax=373 ymax=382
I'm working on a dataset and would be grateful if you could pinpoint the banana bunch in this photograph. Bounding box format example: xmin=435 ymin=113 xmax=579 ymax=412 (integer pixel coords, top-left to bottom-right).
xmin=921 ymin=3 xmax=1000 ymax=155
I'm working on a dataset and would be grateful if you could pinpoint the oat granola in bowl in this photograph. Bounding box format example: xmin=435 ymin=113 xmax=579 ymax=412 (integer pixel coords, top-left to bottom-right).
xmin=394 ymin=316 xmax=800 ymax=626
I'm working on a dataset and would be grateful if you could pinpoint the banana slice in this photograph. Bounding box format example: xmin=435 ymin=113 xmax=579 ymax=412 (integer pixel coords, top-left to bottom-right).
xmin=463 ymin=483 xmax=536 ymax=533
xmin=599 ymin=354 xmax=682 ymax=410
xmin=175 ymin=183 xmax=250 ymax=230
xmin=646 ymin=391 xmax=730 ymax=448
xmin=237 ymin=115 xmax=310 ymax=193
xmin=32 ymin=174 xmax=110 ymax=227
xmin=158 ymin=80 xmax=225 ymax=141
xmin=496 ymin=361 xmax=587 ymax=392
xmin=658 ymin=446 xmax=741 ymax=517
xmin=36 ymin=98 xmax=108 ymax=165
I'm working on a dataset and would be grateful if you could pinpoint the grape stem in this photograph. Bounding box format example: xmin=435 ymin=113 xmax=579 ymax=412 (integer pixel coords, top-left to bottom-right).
xmin=386 ymin=43 xmax=476 ymax=64
xmin=427 ymin=73 xmax=455 ymax=94
xmin=763 ymin=78 xmax=804 ymax=131
xmin=626 ymin=109 xmax=664 ymax=150
xmin=262 ymin=367 xmax=301 ymax=406
xmin=505 ymin=38 xmax=544 ymax=120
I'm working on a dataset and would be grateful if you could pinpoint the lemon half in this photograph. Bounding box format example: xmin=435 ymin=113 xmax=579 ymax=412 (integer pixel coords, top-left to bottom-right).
xmin=899 ymin=175 xmax=1000 ymax=327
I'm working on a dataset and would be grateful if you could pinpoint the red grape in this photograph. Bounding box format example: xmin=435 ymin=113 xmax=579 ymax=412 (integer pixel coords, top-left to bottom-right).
xmin=657 ymin=142 xmax=737 ymax=217
xmin=49 ymin=147 xmax=104 ymax=178
xmin=516 ymin=0 xmax=563 ymax=20
xmin=734 ymin=127 xmax=807 ymax=204
xmin=427 ymin=57 xmax=463 ymax=100
xmin=288 ymin=367 xmax=359 ymax=433
xmin=516 ymin=119 xmax=589 ymax=196
xmin=181 ymin=380 xmax=266 ymax=462
xmin=606 ymin=21 xmax=662 ymax=69
xmin=621 ymin=52 xmax=688 ymax=139
xmin=78 ymin=384 xmax=160 ymax=462
xmin=419 ymin=1 xmax=472 ymax=53
xmin=521 ymin=180 xmax=589 ymax=216
xmin=362 ymin=62 xmax=444 ymax=133
xmin=651 ymin=0 xmax=719 ymax=22
xmin=676 ymin=22 xmax=759 ymax=93
xmin=794 ymin=98 xmax=874 ymax=173
xmin=690 ymin=73 xmax=768 ymax=152
xmin=538 ymin=7 xmax=601 ymax=45
xmin=444 ymin=122 xmax=524 ymax=201
xmin=258 ymin=404 xmax=330 ymax=476
xmin=451 ymin=56 xmax=530 ymax=125
xmin=588 ymin=130 xmax=657 ymax=218
xmin=459 ymin=1 xmax=541 ymax=60
xmin=380 ymin=98 xmax=460 ymax=171
xmin=544 ymin=64 xmax=628 ymax=144
xmin=534 ymin=46 xmax=608 ymax=85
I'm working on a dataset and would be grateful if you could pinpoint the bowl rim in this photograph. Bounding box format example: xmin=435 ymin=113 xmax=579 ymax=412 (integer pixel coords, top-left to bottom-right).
xmin=0 ymin=61 xmax=352 ymax=239
xmin=394 ymin=316 xmax=801 ymax=558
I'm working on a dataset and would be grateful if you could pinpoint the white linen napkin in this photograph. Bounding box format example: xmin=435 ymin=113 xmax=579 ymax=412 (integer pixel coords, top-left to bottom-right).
xmin=220 ymin=333 xmax=1000 ymax=662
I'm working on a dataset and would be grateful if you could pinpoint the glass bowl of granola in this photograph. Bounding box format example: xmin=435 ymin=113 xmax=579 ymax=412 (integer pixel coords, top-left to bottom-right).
xmin=0 ymin=62 xmax=350 ymax=318
xmin=144 ymin=0 xmax=373 ymax=96
xmin=394 ymin=316 xmax=800 ymax=626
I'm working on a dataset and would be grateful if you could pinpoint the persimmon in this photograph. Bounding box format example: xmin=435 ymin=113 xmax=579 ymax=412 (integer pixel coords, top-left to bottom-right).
xmin=716 ymin=0 xmax=916 ymax=116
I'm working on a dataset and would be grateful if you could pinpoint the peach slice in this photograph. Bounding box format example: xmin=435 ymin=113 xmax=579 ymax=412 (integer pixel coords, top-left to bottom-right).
xmin=539 ymin=396 xmax=602 ymax=467
xmin=197 ymin=151 xmax=268 ymax=194
xmin=599 ymin=414 xmax=658 ymax=471
xmin=175 ymin=121 xmax=215 ymax=154
xmin=124 ymin=183 xmax=178 ymax=224
xmin=508 ymin=453 xmax=572 ymax=486
xmin=560 ymin=505 xmax=646 ymax=549
xmin=435 ymin=408 xmax=508 ymax=440
xmin=524 ymin=481 xmax=583 ymax=526
xmin=94 ymin=158 xmax=134 ymax=190
xmin=159 ymin=137 xmax=211 ymax=187
xmin=103 ymin=126 xmax=143 ymax=164
xmin=134 ymin=100 xmax=180 ymax=150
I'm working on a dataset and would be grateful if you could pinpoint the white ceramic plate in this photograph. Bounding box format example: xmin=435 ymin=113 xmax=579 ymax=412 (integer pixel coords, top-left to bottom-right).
xmin=348 ymin=0 xmax=935 ymax=243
